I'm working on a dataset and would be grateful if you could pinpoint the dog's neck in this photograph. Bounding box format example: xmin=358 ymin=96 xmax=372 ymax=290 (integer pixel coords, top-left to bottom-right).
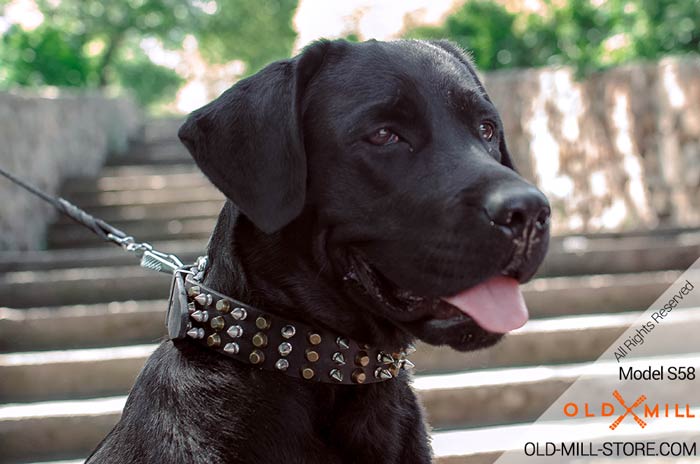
xmin=202 ymin=202 xmax=412 ymax=348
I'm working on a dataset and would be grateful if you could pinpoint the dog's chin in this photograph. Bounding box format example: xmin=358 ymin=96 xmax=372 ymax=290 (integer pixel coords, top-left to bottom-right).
xmin=343 ymin=251 xmax=506 ymax=351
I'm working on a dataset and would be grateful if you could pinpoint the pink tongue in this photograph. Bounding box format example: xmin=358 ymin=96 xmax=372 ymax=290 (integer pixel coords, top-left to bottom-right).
xmin=441 ymin=276 xmax=528 ymax=333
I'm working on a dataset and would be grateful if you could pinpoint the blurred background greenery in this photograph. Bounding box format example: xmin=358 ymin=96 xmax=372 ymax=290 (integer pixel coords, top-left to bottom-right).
xmin=1 ymin=0 xmax=698 ymax=113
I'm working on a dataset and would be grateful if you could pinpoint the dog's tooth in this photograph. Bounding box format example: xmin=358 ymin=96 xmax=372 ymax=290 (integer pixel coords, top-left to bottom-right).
xmin=278 ymin=342 xmax=293 ymax=357
xmin=249 ymin=349 xmax=265 ymax=365
xmin=187 ymin=328 xmax=205 ymax=339
xmin=190 ymin=310 xmax=208 ymax=323
xmin=216 ymin=299 xmax=231 ymax=314
xmin=354 ymin=351 xmax=370 ymax=367
xmin=351 ymin=369 xmax=367 ymax=384
xmin=374 ymin=367 xmax=393 ymax=380
xmin=307 ymin=333 xmax=322 ymax=345
xmin=275 ymin=359 xmax=289 ymax=371
xmin=255 ymin=315 xmax=271 ymax=330
xmin=332 ymin=352 xmax=345 ymax=366
xmin=223 ymin=342 xmax=240 ymax=354
xmin=227 ymin=325 xmax=243 ymax=338
xmin=329 ymin=369 xmax=343 ymax=382
xmin=378 ymin=352 xmax=394 ymax=365
xmin=194 ymin=293 xmax=213 ymax=307
xmin=301 ymin=367 xmax=315 ymax=380
xmin=281 ymin=325 xmax=296 ymax=339
xmin=252 ymin=332 xmax=268 ymax=348
xmin=336 ymin=337 xmax=350 ymax=350
xmin=231 ymin=307 xmax=247 ymax=320
xmin=210 ymin=316 xmax=225 ymax=331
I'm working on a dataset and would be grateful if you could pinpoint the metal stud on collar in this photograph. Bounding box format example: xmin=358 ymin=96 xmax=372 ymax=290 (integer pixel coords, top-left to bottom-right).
xmin=281 ymin=325 xmax=296 ymax=339
xmin=278 ymin=342 xmax=293 ymax=356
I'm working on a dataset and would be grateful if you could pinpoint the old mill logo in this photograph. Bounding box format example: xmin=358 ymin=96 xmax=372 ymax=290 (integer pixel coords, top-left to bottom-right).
xmin=563 ymin=390 xmax=694 ymax=430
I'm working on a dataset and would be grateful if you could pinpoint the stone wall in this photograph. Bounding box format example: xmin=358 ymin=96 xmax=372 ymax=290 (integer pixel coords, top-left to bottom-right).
xmin=484 ymin=56 xmax=700 ymax=234
xmin=0 ymin=91 xmax=143 ymax=250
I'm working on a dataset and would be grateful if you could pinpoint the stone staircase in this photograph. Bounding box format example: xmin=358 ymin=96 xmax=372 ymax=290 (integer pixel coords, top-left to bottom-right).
xmin=2 ymin=120 xmax=700 ymax=463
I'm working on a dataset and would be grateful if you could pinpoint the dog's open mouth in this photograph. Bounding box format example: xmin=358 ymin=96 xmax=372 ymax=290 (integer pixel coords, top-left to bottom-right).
xmin=344 ymin=251 xmax=529 ymax=335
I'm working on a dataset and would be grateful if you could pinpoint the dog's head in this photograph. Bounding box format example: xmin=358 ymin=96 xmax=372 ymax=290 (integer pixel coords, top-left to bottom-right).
xmin=179 ymin=39 xmax=550 ymax=351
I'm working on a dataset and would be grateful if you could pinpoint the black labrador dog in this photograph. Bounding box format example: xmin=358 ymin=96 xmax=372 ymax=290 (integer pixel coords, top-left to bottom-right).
xmin=87 ymin=39 xmax=549 ymax=463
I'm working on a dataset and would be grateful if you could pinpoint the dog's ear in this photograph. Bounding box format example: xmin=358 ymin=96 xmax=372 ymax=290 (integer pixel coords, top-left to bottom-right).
xmin=427 ymin=40 xmax=518 ymax=171
xmin=178 ymin=40 xmax=333 ymax=234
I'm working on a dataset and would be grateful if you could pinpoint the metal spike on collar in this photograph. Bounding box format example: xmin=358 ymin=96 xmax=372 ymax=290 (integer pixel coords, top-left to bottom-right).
xmin=336 ymin=337 xmax=350 ymax=350
xmin=187 ymin=302 xmax=196 ymax=313
xmin=329 ymin=368 xmax=343 ymax=382
xmin=227 ymin=325 xmax=243 ymax=338
xmin=402 ymin=359 xmax=415 ymax=370
xmin=224 ymin=342 xmax=239 ymax=354
xmin=194 ymin=293 xmax=213 ymax=307
xmin=378 ymin=352 xmax=395 ymax=365
xmin=374 ymin=367 xmax=393 ymax=380
xmin=231 ymin=307 xmax=247 ymax=320
xmin=187 ymin=328 xmax=205 ymax=339
xmin=332 ymin=352 xmax=346 ymax=366
xmin=190 ymin=310 xmax=208 ymax=323
xmin=404 ymin=343 xmax=417 ymax=355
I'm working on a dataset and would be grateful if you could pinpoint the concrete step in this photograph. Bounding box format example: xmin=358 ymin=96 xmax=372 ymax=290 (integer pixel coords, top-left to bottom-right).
xmin=63 ymin=171 xmax=210 ymax=195
xmin=96 ymin=163 xmax=200 ymax=179
xmin=0 ymin=265 xmax=171 ymax=308
xmin=0 ymin=267 xmax=686 ymax=312
xmin=3 ymin=354 xmax=699 ymax=462
xmin=106 ymin=142 xmax=192 ymax=166
xmin=47 ymin=217 xmax=218 ymax=248
xmin=4 ymin=309 xmax=699 ymax=402
xmin=0 ymin=239 xmax=208 ymax=273
xmin=55 ymin=200 xmax=224 ymax=224
xmin=57 ymin=185 xmax=224 ymax=210
xmin=0 ymin=301 xmax=167 ymax=352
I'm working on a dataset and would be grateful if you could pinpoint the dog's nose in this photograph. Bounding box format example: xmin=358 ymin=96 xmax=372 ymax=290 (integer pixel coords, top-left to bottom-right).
xmin=485 ymin=184 xmax=550 ymax=237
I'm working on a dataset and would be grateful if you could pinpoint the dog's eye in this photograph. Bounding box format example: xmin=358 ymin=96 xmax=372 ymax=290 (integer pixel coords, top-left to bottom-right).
xmin=479 ymin=122 xmax=496 ymax=142
xmin=368 ymin=128 xmax=400 ymax=146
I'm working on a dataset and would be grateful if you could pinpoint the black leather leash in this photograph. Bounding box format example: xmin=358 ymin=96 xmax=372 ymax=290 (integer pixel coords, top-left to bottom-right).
xmin=0 ymin=166 xmax=415 ymax=384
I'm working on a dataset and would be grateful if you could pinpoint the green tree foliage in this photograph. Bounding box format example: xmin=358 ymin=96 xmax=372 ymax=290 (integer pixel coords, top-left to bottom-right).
xmin=404 ymin=0 xmax=700 ymax=75
xmin=1 ymin=24 xmax=92 ymax=87
xmin=196 ymin=0 xmax=298 ymax=73
xmin=0 ymin=0 xmax=298 ymax=107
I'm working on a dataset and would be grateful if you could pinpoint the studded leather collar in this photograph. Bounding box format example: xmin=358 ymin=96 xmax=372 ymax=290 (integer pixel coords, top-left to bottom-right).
xmin=166 ymin=259 xmax=415 ymax=385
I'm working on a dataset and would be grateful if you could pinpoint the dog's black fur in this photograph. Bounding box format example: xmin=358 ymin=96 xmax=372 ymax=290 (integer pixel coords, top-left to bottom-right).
xmin=87 ymin=39 xmax=549 ymax=463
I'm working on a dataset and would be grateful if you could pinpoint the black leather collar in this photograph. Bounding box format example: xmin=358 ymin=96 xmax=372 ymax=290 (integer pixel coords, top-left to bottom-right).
xmin=166 ymin=259 xmax=415 ymax=385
